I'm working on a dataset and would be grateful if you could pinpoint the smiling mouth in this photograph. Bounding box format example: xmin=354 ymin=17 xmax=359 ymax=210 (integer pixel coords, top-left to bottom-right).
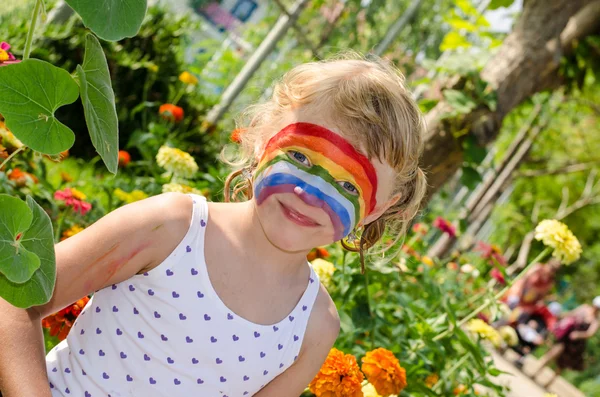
xmin=278 ymin=200 xmax=321 ymax=227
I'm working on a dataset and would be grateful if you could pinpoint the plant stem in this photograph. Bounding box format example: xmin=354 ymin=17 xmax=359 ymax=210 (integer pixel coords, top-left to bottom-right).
xmin=54 ymin=207 xmax=71 ymax=243
xmin=363 ymin=268 xmax=376 ymax=349
xmin=0 ymin=146 xmax=25 ymax=170
xmin=24 ymin=0 xmax=43 ymax=60
xmin=432 ymin=354 xmax=470 ymax=393
xmin=433 ymin=247 xmax=551 ymax=342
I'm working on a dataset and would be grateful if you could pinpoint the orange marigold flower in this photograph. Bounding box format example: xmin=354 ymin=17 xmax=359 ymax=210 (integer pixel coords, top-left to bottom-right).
xmin=159 ymin=104 xmax=184 ymax=123
xmin=42 ymin=296 xmax=90 ymax=341
xmin=230 ymin=128 xmax=245 ymax=143
xmin=361 ymin=348 xmax=407 ymax=396
xmin=118 ymin=150 xmax=131 ymax=167
xmin=7 ymin=167 xmax=38 ymax=187
xmin=424 ymin=373 xmax=439 ymax=388
xmin=307 ymin=247 xmax=330 ymax=261
xmin=454 ymin=385 xmax=467 ymax=395
xmin=309 ymin=348 xmax=364 ymax=397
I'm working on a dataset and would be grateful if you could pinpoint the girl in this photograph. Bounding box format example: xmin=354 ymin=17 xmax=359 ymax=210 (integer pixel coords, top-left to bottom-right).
xmin=0 ymin=55 xmax=427 ymax=397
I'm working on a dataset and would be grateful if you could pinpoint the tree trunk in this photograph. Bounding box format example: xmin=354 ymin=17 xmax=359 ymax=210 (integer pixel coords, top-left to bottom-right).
xmin=421 ymin=0 xmax=600 ymax=202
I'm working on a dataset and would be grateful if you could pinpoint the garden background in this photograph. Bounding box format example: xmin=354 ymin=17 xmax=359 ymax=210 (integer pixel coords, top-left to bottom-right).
xmin=1 ymin=0 xmax=600 ymax=396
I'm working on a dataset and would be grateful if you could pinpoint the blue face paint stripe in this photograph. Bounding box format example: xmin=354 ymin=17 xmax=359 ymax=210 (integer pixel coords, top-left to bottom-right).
xmin=254 ymin=172 xmax=353 ymax=237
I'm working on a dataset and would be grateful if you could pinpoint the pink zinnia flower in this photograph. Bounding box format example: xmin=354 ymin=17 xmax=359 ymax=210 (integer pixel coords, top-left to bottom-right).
xmin=54 ymin=188 xmax=92 ymax=215
xmin=0 ymin=42 xmax=20 ymax=66
xmin=490 ymin=267 xmax=506 ymax=285
xmin=433 ymin=216 xmax=456 ymax=238
xmin=475 ymin=241 xmax=507 ymax=266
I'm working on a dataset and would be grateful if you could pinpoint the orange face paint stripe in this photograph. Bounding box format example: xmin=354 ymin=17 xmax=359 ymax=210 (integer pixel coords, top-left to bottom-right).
xmin=261 ymin=123 xmax=378 ymax=213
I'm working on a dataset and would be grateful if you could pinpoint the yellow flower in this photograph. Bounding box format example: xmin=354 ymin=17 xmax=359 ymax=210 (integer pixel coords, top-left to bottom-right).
xmin=61 ymin=225 xmax=84 ymax=241
xmin=544 ymin=394 xmax=558 ymax=397
xmin=421 ymin=256 xmax=434 ymax=267
xmin=114 ymin=188 xmax=148 ymax=204
xmin=179 ymin=71 xmax=198 ymax=86
xmin=309 ymin=348 xmax=364 ymax=397
xmin=498 ymin=325 xmax=519 ymax=347
xmin=156 ymin=145 xmax=198 ymax=179
xmin=466 ymin=319 xmax=502 ymax=347
xmin=311 ymin=258 xmax=335 ymax=288
xmin=534 ymin=219 xmax=582 ymax=264
xmin=361 ymin=348 xmax=407 ymax=396
xmin=424 ymin=373 xmax=439 ymax=388
xmin=162 ymin=183 xmax=203 ymax=195
xmin=69 ymin=187 xmax=87 ymax=201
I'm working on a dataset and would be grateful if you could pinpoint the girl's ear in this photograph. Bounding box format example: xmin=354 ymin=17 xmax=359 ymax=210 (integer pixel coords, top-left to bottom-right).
xmin=360 ymin=192 xmax=402 ymax=226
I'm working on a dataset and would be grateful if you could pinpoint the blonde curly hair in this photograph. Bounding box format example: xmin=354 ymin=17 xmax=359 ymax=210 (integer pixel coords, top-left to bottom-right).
xmin=222 ymin=52 xmax=428 ymax=271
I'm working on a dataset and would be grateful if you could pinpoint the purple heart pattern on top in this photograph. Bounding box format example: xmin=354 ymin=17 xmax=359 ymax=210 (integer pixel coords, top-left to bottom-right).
xmin=43 ymin=197 xmax=320 ymax=396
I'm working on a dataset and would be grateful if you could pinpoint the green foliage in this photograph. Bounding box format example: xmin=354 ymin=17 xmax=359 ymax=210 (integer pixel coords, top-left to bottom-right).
xmin=0 ymin=59 xmax=79 ymax=154
xmin=0 ymin=195 xmax=56 ymax=308
xmin=65 ymin=0 xmax=147 ymax=41
xmin=0 ymin=195 xmax=40 ymax=283
xmin=76 ymin=34 xmax=119 ymax=174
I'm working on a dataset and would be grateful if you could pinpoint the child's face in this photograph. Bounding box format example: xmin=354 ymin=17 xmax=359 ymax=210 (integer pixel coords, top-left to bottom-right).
xmin=252 ymin=109 xmax=400 ymax=252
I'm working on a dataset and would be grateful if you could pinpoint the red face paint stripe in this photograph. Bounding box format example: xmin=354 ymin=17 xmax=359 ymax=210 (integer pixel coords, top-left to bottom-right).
xmin=262 ymin=122 xmax=378 ymax=213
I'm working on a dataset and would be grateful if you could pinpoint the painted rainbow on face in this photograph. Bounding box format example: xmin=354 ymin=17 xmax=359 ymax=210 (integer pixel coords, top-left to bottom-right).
xmin=253 ymin=122 xmax=378 ymax=240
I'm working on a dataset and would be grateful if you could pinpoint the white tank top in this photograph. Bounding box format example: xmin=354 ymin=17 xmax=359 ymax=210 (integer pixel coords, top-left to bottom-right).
xmin=46 ymin=194 xmax=321 ymax=397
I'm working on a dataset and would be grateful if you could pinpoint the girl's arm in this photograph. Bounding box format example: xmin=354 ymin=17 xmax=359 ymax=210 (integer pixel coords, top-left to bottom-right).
xmin=0 ymin=193 xmax=193 ymax=396
xmin=253 ymin=286 xmax=340 ymax=397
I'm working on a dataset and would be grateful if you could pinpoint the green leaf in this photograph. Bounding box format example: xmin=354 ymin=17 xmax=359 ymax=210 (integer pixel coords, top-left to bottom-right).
xmin=463 ymin=136 xmax=488 ymax=164
xmin=65 ymin=0 xmax=147 ymax=41
xmin=460 ymin=165 xmax=483 ymax=190
xmin=0 ymin=195 xmax=39 ymax=283
xmin=489 ymin=0 xmax=514 ymax=10
xmin=77 ymin=34 xmax=119 ymax=174
xmin=0 ymin=196 xmax=56 ymax=308
xmin=443 ymin=89 xmax=477 ymax=114
xmin=0 ymin=60 xmax=79 ymax=155
xmin=339 ymin=309 xmax=355 ymax=334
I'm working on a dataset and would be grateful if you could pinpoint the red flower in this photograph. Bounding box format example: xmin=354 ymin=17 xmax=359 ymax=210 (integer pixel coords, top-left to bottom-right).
xmin=230 ymin=128 xmax=245 ymax=143
xmin=42 ymin=296 xmax=90 ymax=341
xmin=475 ymin=241 xmax=507 ymax=266
xmin=159 ymin=104 xmax=184 ymax=123
xmin=490 ymin=267 xmax=506 ymax=285
xmin=433 ymin=217 xmax=456 ymax=238
xmin=118 ymin=150 xmax=131 ymax=167
xmin=54 ymin=188 xmax=92 ymax=215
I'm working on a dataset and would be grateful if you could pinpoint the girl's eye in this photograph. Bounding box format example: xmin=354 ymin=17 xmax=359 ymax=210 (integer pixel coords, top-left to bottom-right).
xmin=338 ymin=181 xmax=359 ymax=196
xmin=287 ymin=150 xmax=311 ymax=167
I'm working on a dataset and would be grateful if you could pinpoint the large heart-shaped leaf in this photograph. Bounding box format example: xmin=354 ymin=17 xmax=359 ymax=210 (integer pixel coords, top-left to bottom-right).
xmin=0 ymin=60 xmax=79 ymax=155
xmin=0 ymin=195 xmax=39 ymax=283
xmin=77 ymin=34 xmax=119 ymax=174
xmin=0 ymin=196 xmax=56 ymax=308
xmin=66 ymin=0 xmax=147 ymax=41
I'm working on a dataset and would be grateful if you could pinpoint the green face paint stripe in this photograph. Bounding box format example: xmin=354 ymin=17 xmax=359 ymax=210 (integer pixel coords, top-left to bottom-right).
xmin=255 ymin=154 xmax=362 ymax=221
